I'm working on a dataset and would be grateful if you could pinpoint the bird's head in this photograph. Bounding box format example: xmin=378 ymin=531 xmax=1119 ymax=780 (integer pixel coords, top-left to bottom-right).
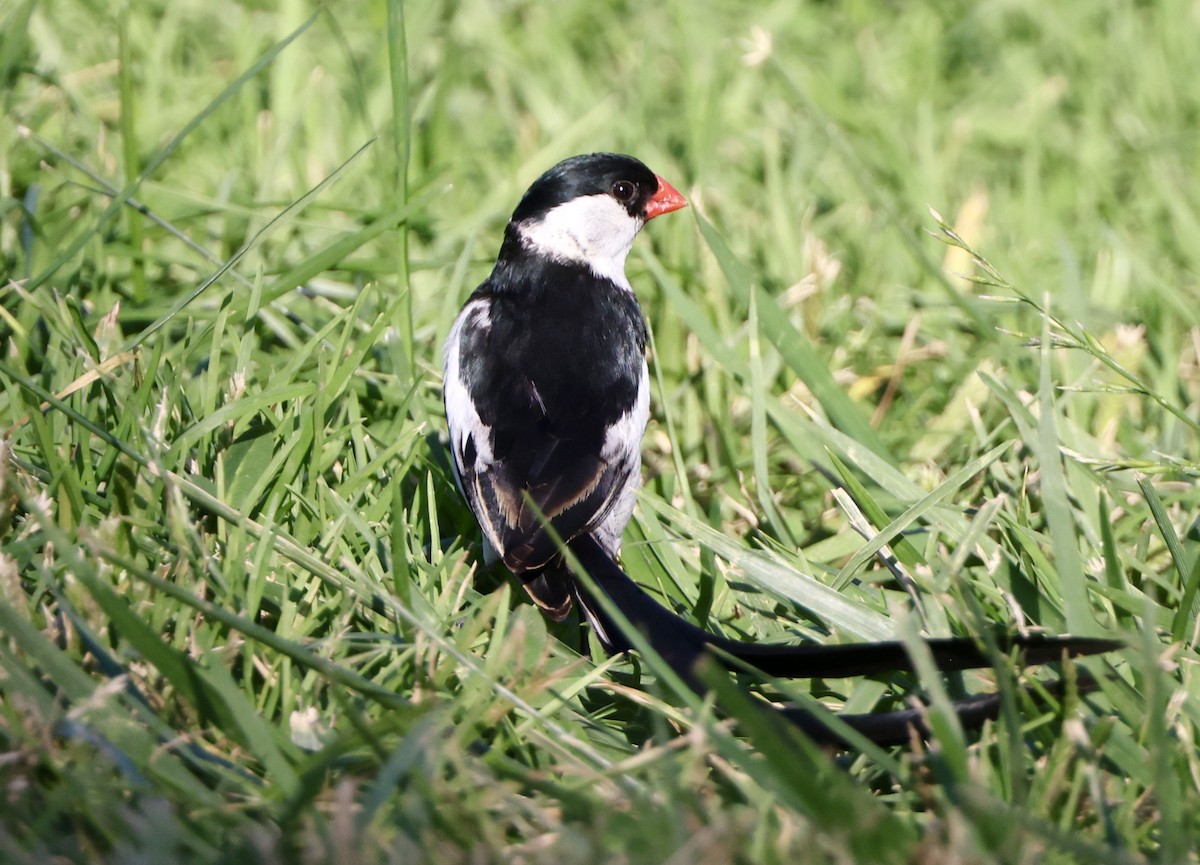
xmin=501 ymin=153 xmax=687 ymax=284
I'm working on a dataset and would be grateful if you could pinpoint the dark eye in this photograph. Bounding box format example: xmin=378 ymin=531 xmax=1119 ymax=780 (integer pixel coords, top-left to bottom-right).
xmin=610 ymin=180 xmax=637 ymax=203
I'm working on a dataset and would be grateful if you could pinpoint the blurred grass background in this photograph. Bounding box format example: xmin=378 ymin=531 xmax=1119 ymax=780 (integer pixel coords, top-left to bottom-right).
xmin=2 ymin=0 xmax=1199 ymax=861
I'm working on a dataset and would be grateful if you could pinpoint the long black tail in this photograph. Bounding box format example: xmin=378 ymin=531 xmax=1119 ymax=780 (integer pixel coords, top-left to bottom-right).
xmin=565 ymin=534 xmax=1119 ymax=747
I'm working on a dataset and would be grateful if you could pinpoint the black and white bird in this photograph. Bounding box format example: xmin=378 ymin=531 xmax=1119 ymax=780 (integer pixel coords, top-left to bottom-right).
xmin=444 ymin=153 xmax=684 ymax=626
xmin=443 ymin=153 xmax=1118 ymax=746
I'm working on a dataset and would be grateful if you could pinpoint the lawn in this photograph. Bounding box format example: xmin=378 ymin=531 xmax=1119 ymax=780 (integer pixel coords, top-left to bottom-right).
xmin=1 ymin=0 xmax=1199 ymax=862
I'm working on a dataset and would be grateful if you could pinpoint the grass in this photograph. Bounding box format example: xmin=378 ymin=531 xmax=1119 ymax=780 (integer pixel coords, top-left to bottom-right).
xmin=2 ymin=0 xmax=1199 ymax=861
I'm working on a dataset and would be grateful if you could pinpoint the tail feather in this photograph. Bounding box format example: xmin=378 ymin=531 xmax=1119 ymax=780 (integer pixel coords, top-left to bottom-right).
xmin=565 ymin=533 xmax=1119 ymax=746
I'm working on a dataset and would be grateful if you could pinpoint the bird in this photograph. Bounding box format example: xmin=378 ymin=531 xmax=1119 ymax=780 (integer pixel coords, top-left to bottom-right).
xmin=443 ymin=152 xmax=1119 ymax=747
xmin=443 ymin=153 xmax=680 ymax=623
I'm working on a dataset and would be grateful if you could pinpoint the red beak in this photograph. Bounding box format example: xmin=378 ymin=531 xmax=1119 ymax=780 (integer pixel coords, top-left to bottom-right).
xmin=643 ymin=175 xmax=688 ymax=220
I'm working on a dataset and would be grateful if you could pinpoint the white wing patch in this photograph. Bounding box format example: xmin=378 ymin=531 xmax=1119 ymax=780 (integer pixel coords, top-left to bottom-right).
xmin=443 ymin=300 xmax=494 ymax=488
xmin=516 ymin=194 xmax=642 ymax=289
xmin=443 ymin=302 xmax=492 ymax=452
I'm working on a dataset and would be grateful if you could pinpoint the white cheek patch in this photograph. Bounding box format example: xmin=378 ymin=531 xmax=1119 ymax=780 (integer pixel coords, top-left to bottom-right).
xmin=517 ymin=194 xmax=643 ymax=289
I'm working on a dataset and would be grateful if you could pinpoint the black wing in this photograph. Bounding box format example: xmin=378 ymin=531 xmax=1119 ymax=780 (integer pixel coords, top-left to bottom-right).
xmin=444 ymin=266 xmax=648 ymax=611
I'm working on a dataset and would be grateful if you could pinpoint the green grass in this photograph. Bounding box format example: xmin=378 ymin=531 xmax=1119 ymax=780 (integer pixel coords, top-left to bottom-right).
xmin=2 ymin=0 xmax=1199 ymax=861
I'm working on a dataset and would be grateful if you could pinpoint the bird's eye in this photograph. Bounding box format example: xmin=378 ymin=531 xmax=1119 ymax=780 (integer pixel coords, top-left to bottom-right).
xmin=610 ymin=180 xmax=637 ymax=203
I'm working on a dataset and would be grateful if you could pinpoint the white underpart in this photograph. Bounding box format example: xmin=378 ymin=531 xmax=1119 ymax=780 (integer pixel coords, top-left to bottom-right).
xmin=443 ymin=300 xmax=502 ymax=558
xmin=516 ymin=193 xmax=643 ymax=288
xmin=592 ymin=360 xmax=650 ymax=557
xmin=581 ymin=363 xmax=649 ymax=644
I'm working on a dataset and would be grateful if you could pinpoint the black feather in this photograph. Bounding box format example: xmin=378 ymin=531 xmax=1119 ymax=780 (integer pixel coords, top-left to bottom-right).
xmin=453 ymin=257 xmax=646 ymax=572
xmin=566 ymin=533 xmax=1120 ymax=746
